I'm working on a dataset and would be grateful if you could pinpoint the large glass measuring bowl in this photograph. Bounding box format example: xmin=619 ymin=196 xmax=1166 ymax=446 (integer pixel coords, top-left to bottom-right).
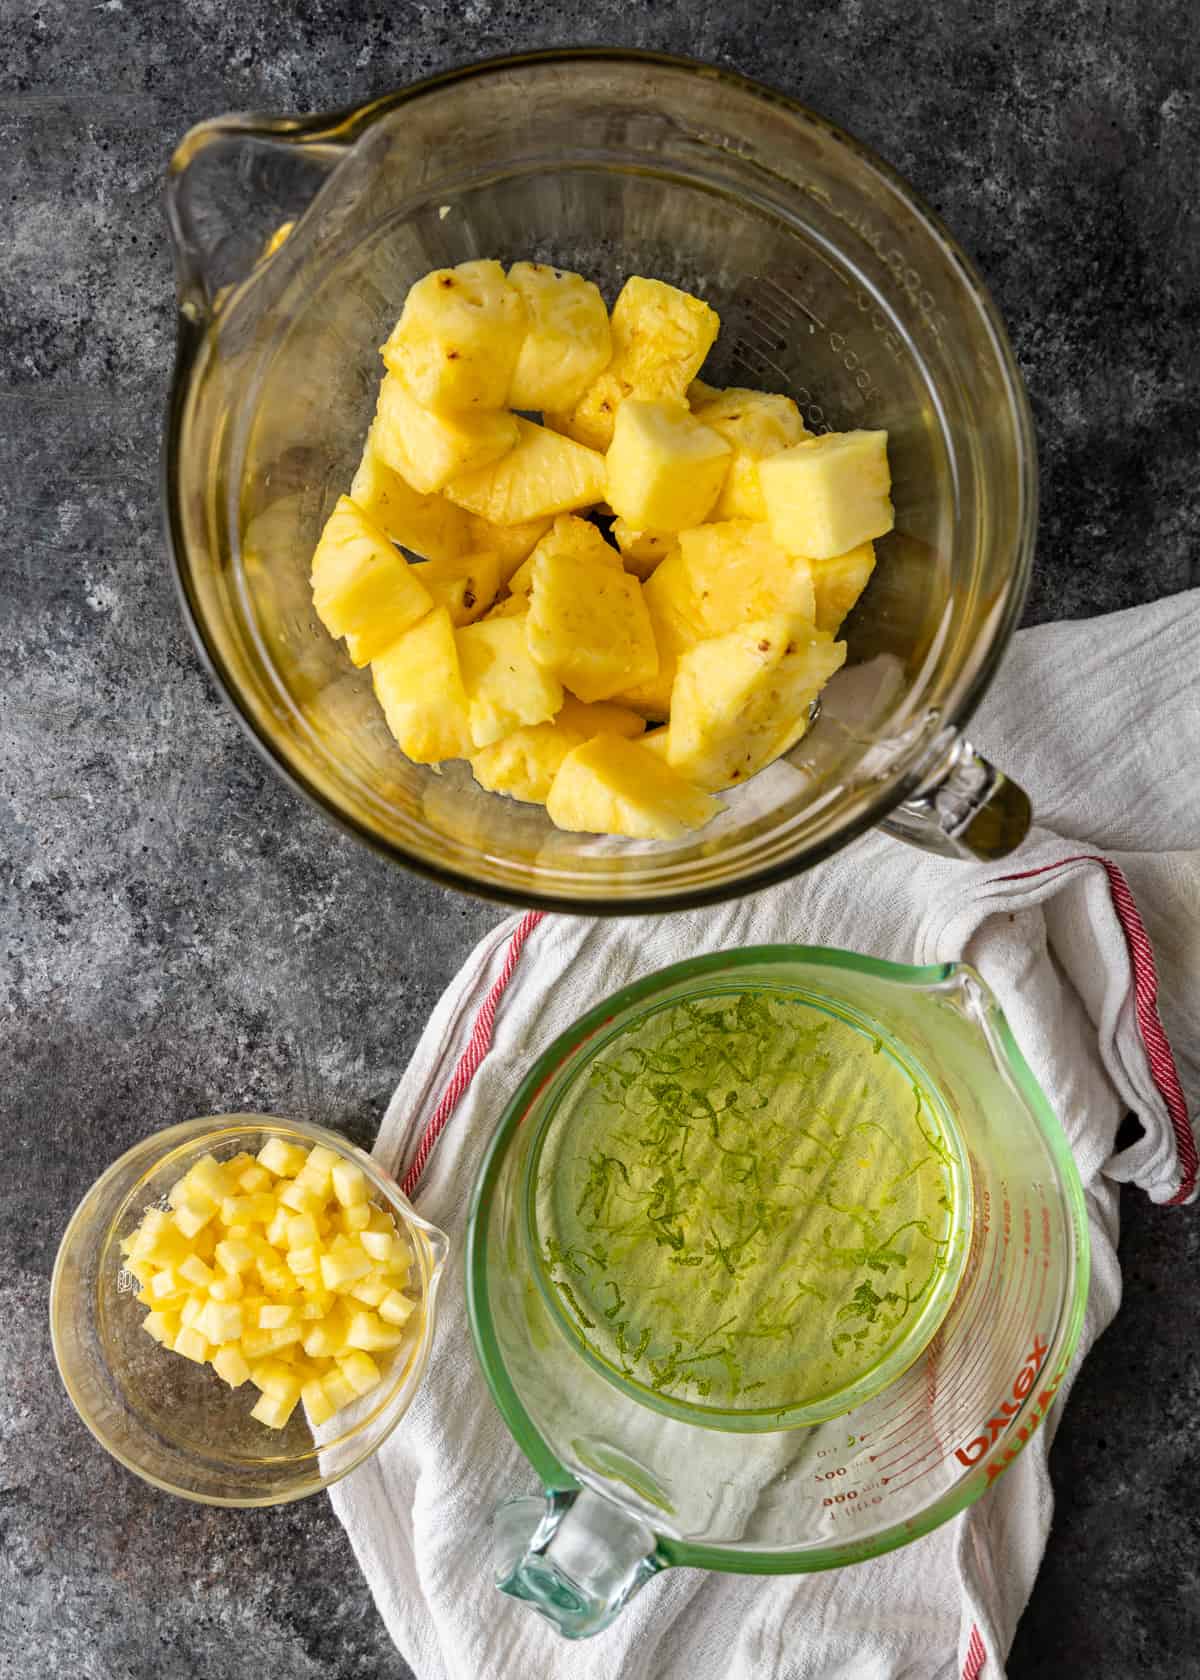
xmin=466 ymin=946 xmax=1089 ymax=1637
xmin=163 ymin=51 xmax=1036 ymax=912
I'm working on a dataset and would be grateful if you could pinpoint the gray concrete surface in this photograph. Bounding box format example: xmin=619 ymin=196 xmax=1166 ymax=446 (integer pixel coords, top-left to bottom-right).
xmin=2 ymin=2 xmax=1197 ymax=1676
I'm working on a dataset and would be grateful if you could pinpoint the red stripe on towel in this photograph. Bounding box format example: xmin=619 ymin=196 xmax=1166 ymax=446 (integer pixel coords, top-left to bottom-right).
xmin=961 ymin=1622 xmax=987 ymax=1679
xmin=402 ymin=911 xmax=545 ymax=1197
xmin=993 ymin=855 xmax=1196 ymax=1204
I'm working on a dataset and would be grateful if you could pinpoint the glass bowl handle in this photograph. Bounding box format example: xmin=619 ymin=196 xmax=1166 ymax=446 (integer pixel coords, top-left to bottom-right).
xmin=164 ymin=116 xmax=350 ymax=321
xmin=493 ymin=1488 xmax=663 ymax=1639
xmin=881 ymin=734 xmax=1032 ymax=861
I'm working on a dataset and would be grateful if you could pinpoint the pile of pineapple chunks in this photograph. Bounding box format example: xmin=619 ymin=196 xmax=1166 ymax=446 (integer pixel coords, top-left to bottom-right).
xmin=121 ymin=1138 xmax=417 ymax=1431
xmin=310 ymin=261 xmax=894 ymax=839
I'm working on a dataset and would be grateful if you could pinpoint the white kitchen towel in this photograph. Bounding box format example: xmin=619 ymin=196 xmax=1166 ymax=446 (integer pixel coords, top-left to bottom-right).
xmin=330 ymin=589 xmax=1199 ymax=1680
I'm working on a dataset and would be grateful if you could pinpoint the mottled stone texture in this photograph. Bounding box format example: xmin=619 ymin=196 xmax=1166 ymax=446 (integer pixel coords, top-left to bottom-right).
xmin=1 ymin=3 xmax=1197 ymax=1677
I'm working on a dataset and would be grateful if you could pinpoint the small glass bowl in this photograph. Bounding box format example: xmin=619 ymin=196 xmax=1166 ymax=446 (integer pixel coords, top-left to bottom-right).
xmin=50 ymin=1115 xmax=447 ymax=1506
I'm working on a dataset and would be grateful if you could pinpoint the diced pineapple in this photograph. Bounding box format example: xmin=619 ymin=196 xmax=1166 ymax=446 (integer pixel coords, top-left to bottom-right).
xmin=508 ymin=514 xmax=621 ymax=595
xmin=606 ymin=401 xmax=731 ymax=531
xmin=372 ymin=607 xmax=474 ymax=764
xmin=208 ymin=1273 xmax=245 ymax=1303
xmin=172 ymin=1196 xmax=215 ymax=1241
xmin=444 ymin=418 xmax=606 ymax=524
xmin=258 ymin=1138 xmax=308 ymax=1178
xmin=249 ymin=1359 xmax=301 ymax=1402
xmin=374 ymin=373 xmax=518 ymax=495
xmin=457 ymin=617 xmax=564 ymax=748
xmin=611 ymin=519 xmax=676 ymax=579
xmin=148 ymin=1268 xmax=184 ymax=1304
xmin=331 ymin=1160 xmax=369 ymax=1208
xmin=349 ymin=418 xmax=472 ymax=562
xmin=286 ymin=1246 xmax=321 ymax=1278
xmin=130 ymin=1210 xmax=191 ymax=1268
xmin=142 ymin=1309 xmax=181 ymax=1345
xmin=310 ymin=496 xmax=434 ymax=667
xmin=470 ymin=697 xmax=644 ymax=804
xmin=321 ymin=1368 xmax=359 ymax=1413
xmin=546 ymin=736 xmax=724 ymax=839
xmin=810 ymin=542 xmax=877 ymax=633
xmin=463 ymin=513 xmax=552 ymax=582
xmin=382 ymin=260 xmax=526 ymax=412
xmin=415 ymin=549 xmax=500 ymax=625
xmin=338 ymin=1350 xmax=383 ymax=1398
xmin=553 ymin=276 xmax=720 ymax=451
xmin=179 ymin=1254 xmax=215 ymax=1290
xmin=236 ymin=1164 xmax=273 ymax=1195
xmin=345 ymin=1309 xmax=406 ymax=1352
xmin=241 ymin=1323 xmax=303 ymax=1359
xmin=320 ymin=1246 xmax=373 ymax=1292
xmin=258 ymin=1301 xmax=297 ymax=1330
xmin=526 ymin=540 xmax=658 ymax=705
xmin=671 ymin=522 xmax=816 ymax=637
xmin=349 ymin=1274 xmax=391 ymax=1308
xmin=358 ymin=1229 xmax=398 ymax=1263
xmin=250 ymin=1389 xmax=298 ymax=1429
xmin=277 ymin=1180 xmax=322 ymax=1216
xmin=285 ymin=1213 xmax=320 ymax=1251
xmin=197 ymin=1299 xmax=245 ymax=1345
xmin=379 ymin=1289 xmax=416 ymax=1328
xmin=506 ymin=262 xmax=612 ymax=411
xmin=173 ymin=1325 xmax=210 ymax=1365
xmin=338 ymin=1204 xmax=372 ymax=1234
xmin=302 ymin=1316 xmax=346 ymax=1360
xmin=759 ymin=430 xmax=894 ymax=559
xmin=212 ymin=1343 xmax=252 ymax=1389
xmin=668 ymin=619 xmax=847 ymax=790
xmin=691 ymin=387 xmax=809 ymax=521
xmin=301 ymin=1377 xmax=336 ymax=1428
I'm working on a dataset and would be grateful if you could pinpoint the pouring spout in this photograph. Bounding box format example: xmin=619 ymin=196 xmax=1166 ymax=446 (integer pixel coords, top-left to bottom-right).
xmin=494 ymin=1488 xmax=664 ymax=1639
xmin=164 ymin=115 xmax=349 ymax=320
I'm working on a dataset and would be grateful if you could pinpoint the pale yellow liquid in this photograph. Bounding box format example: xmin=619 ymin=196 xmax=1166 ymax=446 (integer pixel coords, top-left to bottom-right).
xmin=533 ymin=989 xmax=962 ymax=1416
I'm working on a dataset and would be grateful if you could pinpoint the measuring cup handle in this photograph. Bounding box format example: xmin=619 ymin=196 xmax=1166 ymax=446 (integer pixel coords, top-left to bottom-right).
xmin=493 ymin=1488 xmax=663 ymax=1638
xmin=165 ymin=115 xmax=351 ymax=321
xmin=881 ymin=734 xmax=1032 ymax=861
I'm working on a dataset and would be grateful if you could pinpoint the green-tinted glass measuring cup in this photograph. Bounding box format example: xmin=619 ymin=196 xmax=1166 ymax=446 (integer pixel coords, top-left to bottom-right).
xmin=466 ymin=946 xmax=1089 ymax=1638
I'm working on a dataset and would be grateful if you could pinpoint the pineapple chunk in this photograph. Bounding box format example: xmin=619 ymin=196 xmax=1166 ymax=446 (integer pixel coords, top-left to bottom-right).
xmin=197 ymin=1300 xmax=244 ymax=1345
xmin=463 ymin=513 xmax=552 ymax=583
xmin=470 ymin=697 xmax=644 ymax=805
xmin=606 ymin=400 xmax=731 ymax=531
xmin=213 ymin=1344 xmax=251 ymax=1388
xmin=372 ymin=607 xmax=474 ymax=764
xmin=349 ymin=1273 xmax=391 ymax=1308
xmin=249 ymin=1359 xmax=301 ymax=1401
xmin=331 ymin=1160 xmax=369 ymax=1208
xmin=338 ymin=1350 xmax=383 ymax=1398
xmin=374 ymin=373 xmax=518 ymax=495
xmin=415 ymin=550 xmax=500 ymax=626
xmin=691 ymin=387 xmax=809 ymax=521
xmin=208 ymin=1273 xmax=245 ymax=1303
xmin=526 ymin=541 xmax=658 ymax=704
xmin=611 ymin=519 xmax=676 ymax=579
xmin=671 ymin=522 xmax=816 ymax=637
xmin=553 ymin=276 xmax=720 ymax=451
xmin=381 ymin=259 xmax=527 ymax=412
xmin=142 ymin=1309 xmax=181 ymax=1345
xmin=811 ymin=542 xmax=877 ymax=634
xmin=759 ymin=430 xmax=894 ymax=559
xmin=178 ymin=1254 xmax=215 ymax=1289
xmin=344 ymin=1309 xmax=406 ymax=1352
xmin=509 ymin=514 xmax=621 ymax=595
xmin=172 ymin=1196 xmax=215 ymax=1241
xmin=546 ymin=736 xmax=724 ymax=839
xmin=301 ymin=1377 xmax=336 ymax=1428
xmin=379 ymin=1288 xmax=416 ymax=1328
xmin=457 ymin=617 xmax=564 ymax=748
xmin=173 ymin=1325 xmax=210 ymax=1365
xmin=258 ymin=1138 xmax=308 ymax=1178
xmin=321 ymin=1368 xmax=359 ymax=1413
xmin=445 ymin=418 xmax=606 ymax=524
xmin=668 ymin=619 xmax=847 ymax=790
xmin=507 ymin=262 xmax=612 ymax=412
xmin=483 ymin=594 xmax=529 ymax=621
xmin=349 ymin=417 xmax=472 ymax=562
xmin=249 ymin=1390 xmax=298 ymax=1430
xmin=236 ymin=1164 xmax=273 ymax=1194
xmin=320 ymin=1247 xmax=373 ymax=1292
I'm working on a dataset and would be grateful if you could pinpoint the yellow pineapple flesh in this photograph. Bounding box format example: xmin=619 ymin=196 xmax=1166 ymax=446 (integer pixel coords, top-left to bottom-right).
xmin=546 ymin=735 xmax=724 ymax=839
xmin=672 ymin=521 xmax=816 ymax=636
xmin=550 ymin=276 xmax=720 ymax=451
xmin=415 ymin=549 xmax=501 ymax=625
xmin=811 ymin=541 xmax=877 ymax=633
xmin=668 ymin=620 xmax=847 ymax=790
xmin=349 ymin=415 xmax=471 ymax=562
xmin=469 ymin=698 xmax=643 ymax=805
xmin=381 ymin=260 xmax=526 ymax=412
xmin=374 ymin=374 xmax=518 ymax=495
xmin=444 ymin=418 xmax=606 ymax=523
xmin=610 ymin=519 xmax=677 ymax=579
xmin=507 ymin=263 xmax=612 ymax=412
xmin=759 ymin=430 xmax=894 ymax=559
xmin=371 ymin=606 xmax=473 ymax=763
xmin=526 ymin=538 xmax=658 ymax=704
xmin=605 ymin=400 xmax=730 ymax=530
xmin=457 ymin=617 xmax=564 ymax=748
xmin=463 ymin=513 xmax=552 ymax=583
xmin=692 ymin=387 xmax=809 ymax=522
xmin=310 ymin=496 xmax=434 ymax=667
